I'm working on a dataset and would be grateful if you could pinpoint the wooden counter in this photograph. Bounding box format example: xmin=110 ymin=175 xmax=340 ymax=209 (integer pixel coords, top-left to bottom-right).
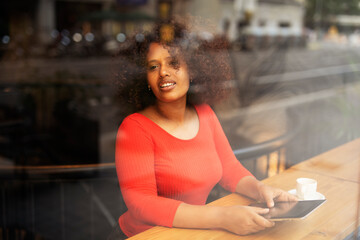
xmin=291 ymin=138 xmax=360 ymax=183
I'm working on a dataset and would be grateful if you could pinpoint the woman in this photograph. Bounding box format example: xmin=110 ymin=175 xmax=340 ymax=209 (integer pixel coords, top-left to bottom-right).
xmin=112 ymin=20 xmax=296 ymax=239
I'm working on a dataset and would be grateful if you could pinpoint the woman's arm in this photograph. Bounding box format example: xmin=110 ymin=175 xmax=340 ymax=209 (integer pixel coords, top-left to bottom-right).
xmin=172 ymin=203 xmax=274 ymax=235
xmin=204 ymin=105 xmax=253 ymax=192
xmin=116 ymin=118 xmax=182 ymax=227
xmin=235 ymin=176 xmax=263 ymax=201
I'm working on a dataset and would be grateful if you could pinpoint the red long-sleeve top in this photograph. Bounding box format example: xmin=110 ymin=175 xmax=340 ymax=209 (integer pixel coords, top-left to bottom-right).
xmin=115 ymin=104 xmax=252 ymax=237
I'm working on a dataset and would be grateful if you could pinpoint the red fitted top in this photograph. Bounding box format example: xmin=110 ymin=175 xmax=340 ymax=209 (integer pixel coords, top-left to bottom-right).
xmin=115 ymin=104 xmax=252 ymax=237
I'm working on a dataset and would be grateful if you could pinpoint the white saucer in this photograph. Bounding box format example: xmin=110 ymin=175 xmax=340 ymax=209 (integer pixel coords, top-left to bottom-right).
xmin=288 ymin=189 xmax=325 ymax=200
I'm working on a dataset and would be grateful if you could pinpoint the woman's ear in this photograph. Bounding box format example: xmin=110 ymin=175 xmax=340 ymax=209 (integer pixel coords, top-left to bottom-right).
xmin=188 ymin=68 xmax=196 ymax=84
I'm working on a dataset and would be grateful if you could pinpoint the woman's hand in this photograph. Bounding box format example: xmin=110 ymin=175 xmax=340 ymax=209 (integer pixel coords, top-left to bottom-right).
xmin=220 ymin=205 xmax=275 ymax=235
xmin=236 ymin=176 xmax=298 ymax=208
xmin=257 ymin=183 xmax=298 ymax=208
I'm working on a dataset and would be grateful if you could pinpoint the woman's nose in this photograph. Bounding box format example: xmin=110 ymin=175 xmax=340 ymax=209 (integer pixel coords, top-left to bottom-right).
xmin=160 ymin=66 xmax=170 ymax=78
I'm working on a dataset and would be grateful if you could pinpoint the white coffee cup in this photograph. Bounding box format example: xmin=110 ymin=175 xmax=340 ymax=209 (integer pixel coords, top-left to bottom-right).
xmin=296 ymin=178 xmax=317 ymax=200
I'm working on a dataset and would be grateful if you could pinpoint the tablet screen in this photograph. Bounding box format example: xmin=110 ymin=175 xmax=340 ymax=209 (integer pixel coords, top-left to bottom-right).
xmin=249 ymin=199 xmax=326 ymax=221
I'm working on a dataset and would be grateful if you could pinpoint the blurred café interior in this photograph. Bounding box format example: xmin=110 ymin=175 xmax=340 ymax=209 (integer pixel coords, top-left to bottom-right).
xmin=1 ymin=0 xmax=360 ymax=239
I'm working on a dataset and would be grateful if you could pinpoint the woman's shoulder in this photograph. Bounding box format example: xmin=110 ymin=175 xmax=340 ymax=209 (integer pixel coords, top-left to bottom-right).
xmin=194 ymin=104 xmax=220 ymax=129
xmin=194 ymin=104 xmax=215 ymax=116
xmin=117 ymin=113 xmax=155 ymax=142
xmin=119 ymin=113 xmax=149 ymax=130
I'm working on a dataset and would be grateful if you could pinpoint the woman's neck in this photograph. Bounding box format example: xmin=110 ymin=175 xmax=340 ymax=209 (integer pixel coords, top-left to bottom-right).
xmin=154 ymin=100 xmax=188 ymax=124
xmin=139 ymin=99 xmax=199 ymax=140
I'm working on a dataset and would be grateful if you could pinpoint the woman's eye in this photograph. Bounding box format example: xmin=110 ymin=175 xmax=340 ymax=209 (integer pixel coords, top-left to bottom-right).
xmin=148 ymin=65 xmax=158 ymax=71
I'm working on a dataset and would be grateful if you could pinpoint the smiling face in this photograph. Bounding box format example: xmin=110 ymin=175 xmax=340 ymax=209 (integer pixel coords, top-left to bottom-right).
xmin=146 ymin=42 xmax=190 ymax=104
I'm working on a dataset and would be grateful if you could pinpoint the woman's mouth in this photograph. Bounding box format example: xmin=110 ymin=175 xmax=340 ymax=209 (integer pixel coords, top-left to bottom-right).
xmin=160 ymin=82 xmax=176 ymax=89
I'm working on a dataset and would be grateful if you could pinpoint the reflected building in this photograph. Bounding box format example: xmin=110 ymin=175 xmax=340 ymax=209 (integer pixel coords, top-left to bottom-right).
xmin=219 ymin=0 xmax=305 ymax=49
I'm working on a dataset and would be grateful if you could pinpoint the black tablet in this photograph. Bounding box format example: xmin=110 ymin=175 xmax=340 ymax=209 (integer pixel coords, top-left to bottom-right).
xmin=249 ymin=199 xmax=326 ymax=221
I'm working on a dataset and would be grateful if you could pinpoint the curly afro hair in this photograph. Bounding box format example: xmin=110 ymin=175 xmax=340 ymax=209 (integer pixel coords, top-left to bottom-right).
xmin=114 ymin=19 xmax=233 ymax=116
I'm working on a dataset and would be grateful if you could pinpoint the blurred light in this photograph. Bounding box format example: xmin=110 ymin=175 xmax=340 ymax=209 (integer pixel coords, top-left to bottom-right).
xmin=2 ymin=35 xmax=10 ymax=44
xmin=61 ymin=36 xmax=71 ymax=46
xmin=135 ymin=33 xmax=145 ymax=42
xmin=116 ymin=33 xmax=126 ymax=42
xmin=51 ymin=29 xmax=59 ymax=39
xmin=61 ymin=29 xmax=70 ymax=37
xmin=72 ymin=33 xmax=82 ymax=42
xmin=159 ymin=2 xmax=170 ymax=19
xmin=199 ymin=31 xmax=214 ymax=42
xmin=160 ymin=24 xmax=174 ymax=42
xmin=105 ymin=40 xmax=119 ymax=52
xmin=85 ymin=32 xmax=95 ymax=42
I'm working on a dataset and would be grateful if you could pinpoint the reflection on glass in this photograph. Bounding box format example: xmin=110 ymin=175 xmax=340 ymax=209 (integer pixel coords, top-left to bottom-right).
xmin=0 ymin=0 xmax=360 ymax=239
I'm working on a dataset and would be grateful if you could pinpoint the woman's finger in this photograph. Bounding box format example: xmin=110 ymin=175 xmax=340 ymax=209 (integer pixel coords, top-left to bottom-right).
xmin=250 ymin=206 xmax=270 ymax=214
xmin=253 ymin=214 xmax=275 ymax=228
xmin=263 ymin=192 xmax=275 ymax=208
xmin=275 ymin=190 xmax=298 ymax=202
